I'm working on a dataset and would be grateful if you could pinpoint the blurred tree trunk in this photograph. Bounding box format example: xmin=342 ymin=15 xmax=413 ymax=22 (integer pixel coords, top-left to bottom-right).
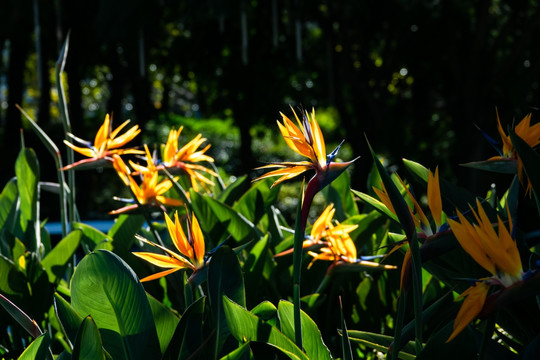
xmin=5 ymin=31 xmax=30 ymax=184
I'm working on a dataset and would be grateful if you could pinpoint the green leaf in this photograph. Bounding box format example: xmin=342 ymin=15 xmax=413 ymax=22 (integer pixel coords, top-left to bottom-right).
xmin=219 ymin=341 xmax=252 ymax=360
xmin=208 ymin=246 xmax=246 ymax=357
xmin=54 ymin=292 xmax=84 ymax=347
xmin=72 ymin=316 xmax=106 ymax=360
xmin=415 ymin=322 xmax=478 ymax=360
xmin=234 ymin=178 xmax=279 ymax=225
xmin=346 ymin=330 xmax=416 ymax=360
xmin=351 ymin=189 xmax=399 ymax=223
xmin=70 ymin=250 xmax=160 ymax=360
xmin=218 ymin=175 xmax=250 ymax=205
xmin=107 ymin=214 xmax=145 ymax=254
xmin=190 ymin=190 xmax=258 ymax=242
xmin=72 ymin=222 xmax=113 ymax=253
xmin=251 ymin=301 xmax=278 ymax=327
xmin=277 ymin=300 xmax=332 ymax=360
xmin=322 ymin=170 xmax=359 ymax=218
xmin=17 ymin=332 xmax=50 ymax=360
xmin=146 ymin=294 xmax=180 ymax=356
xmin=0 ymin=292 xmax=42 ymax=338
xmin=163 ymin=296 xmax=207 ymax=360
xmin=0 ymin=178 xmax=18 ymax=232
xmin=244 ymin=235 xmax=274 ymax=306
xmin=15 ymin=148 xmax=39 ymax=224
xmin=0 ymin=255 xmax=28 ymax=296
xmin=41 ymin=230 xmax=81 ymax=283
xmin=223 ymin=296 xmax=309 ymax=360
xmin=460 ymin=158 xmax=517 ymax=174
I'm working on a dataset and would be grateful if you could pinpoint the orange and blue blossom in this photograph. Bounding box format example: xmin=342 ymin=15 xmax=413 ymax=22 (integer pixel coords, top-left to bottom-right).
xmin=133 ymin=210 xmax=206 ymax=282
xmin=62 ymin=114 xmax=144 ymax=170
xmin=275 ymin=203 xmax=358 ymax=257
xmin=446 ymin=199 xmax=523 ymax=342
xmin=253 ymin=108 xmax=356 ymax=230
xmin=485 ymin=112 xmax=540 ymax=195
xmin=110 ymin=148 xmax=183 ymax=215
xmin=157 ymin=127 xmax=218 ymax=192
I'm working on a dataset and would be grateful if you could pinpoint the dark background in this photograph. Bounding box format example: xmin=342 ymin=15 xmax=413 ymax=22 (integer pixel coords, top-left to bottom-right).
xmin=1 ymin=0 xmax=539 ymax=219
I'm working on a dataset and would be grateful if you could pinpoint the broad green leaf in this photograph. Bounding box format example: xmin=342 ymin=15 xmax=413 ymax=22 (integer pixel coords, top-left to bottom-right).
xmin=163 ymin=296 xmax=207 ymax=360
xmin=15 ymin=148 xmax=39 ymax=224
xmin=218 ymin=175 xmax=250 ymax=205
xmin=244 ymin=235 xmax=274 ymax=306
xmin=72 ymin=222 xmax=113 ymax=253
xmin=346 ymin=330 xmax=416 ymax=360
xmin=208 ymin=246 xmax=246 ymax=357
xmin=0 ymin=178 xmax=18 ymax=231
xmin=277 ymin=300 xmax=332 ymax=360
xmin=107 ymin=214 xmax=145 ymax=253
xmin=0 ymin=292 xmax=42 ymax=339
xmin=0 ymin=255 xmax=28 ymax=296
xmin=70 ymin=250 xmax=160 ymax=360
xmin=146 ymin=294 xmax=180 ymax=355
xmin=223 ymin=296 xmax=308 ymax=360
xmin=72 ymin=316 xmax=106 ymax=360
xmin=15 ymin=148 xmax=40 ymax=252
xmin=54 ymin=292 xmax=84 ymax=347
xmin=17 ymin=332 xmax=50 ymax=360
xmin=323 ymin=170 xmax=359 ymax=218
xmin=41 ymin=230 xmax=81 ymax=283
xmin=190 ymin=190 xmax=258 ymax=242
xmin=234 ymin=178 xmax=279 ymax=225
xmin=219 ymin=341 xmax=252 ymax=360
xmin=251 ymin=301 xmax=278 ymax=327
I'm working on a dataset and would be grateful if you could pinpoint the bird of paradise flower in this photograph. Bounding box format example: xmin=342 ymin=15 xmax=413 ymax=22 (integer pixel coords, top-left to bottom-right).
xmin=63 ymin=114 xmax=144 ymax=170
xmin=468 ymin=111 xmax=540 ymax=196
xmin=133 ymin=210 xmax=206 ymax=282
xmin=110 ymin=145 xmax=183 ymax=214
xmin=253 ymin=107 xmax=357 ymax=231
xmin=156 ymin=127 xmax=218 ymax=192
xmin=446 ymin=199 xmax=523 ymax=342
xmin=275 ymin=203 xmax=395 ymax=270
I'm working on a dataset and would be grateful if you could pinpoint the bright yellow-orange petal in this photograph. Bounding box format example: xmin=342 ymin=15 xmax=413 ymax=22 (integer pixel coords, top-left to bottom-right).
xmin=172 ymin=211 xmax=193 ymax=258
xmin=139 ymin=268 xmax=183 ymax=282
xmin=109 ymin=119 xmax=131 ymax=140
xmin=427 ymin=168 xmax=443 ymax=228
xmin=190 ymin=215 xmax=205 ymax=267
xmin=278 ymin=118 xmax=314 ymax=160
xmin=311 ymin=205 xmax=335 ymax=240
xmin=400 ymin=248 xmax=411 ymax=289
xmin=94 ymin=114 xmax=111 ymax=149
xmin=308 ymin=109 xmax=326 ymax=167
xmin=132 ymin=251 xmax=190 ymax=269
xmin=63 ymin=140 xmax=97 ymax=158
xmin=495 ymin=111 xmax=513 ymax=156
xmin=253 ymin=165 xmax=312 ymax=187
xmin=447 ymin=282 xmax=489 ymax=342
xmin=448 ymin=212 xmax=496 ymax=276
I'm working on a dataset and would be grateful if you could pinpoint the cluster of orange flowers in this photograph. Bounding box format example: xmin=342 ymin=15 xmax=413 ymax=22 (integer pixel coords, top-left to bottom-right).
xmin=62 ymin=108 xmax=540 ymax=343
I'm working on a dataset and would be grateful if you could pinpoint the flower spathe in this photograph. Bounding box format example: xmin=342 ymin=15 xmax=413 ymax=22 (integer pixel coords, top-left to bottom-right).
xmin=63 ymin=114 xmax=144 ymax=170
xmin=133 ymin=210 xmax=206 ymax=282
xmin=110 ymin=145 xmax=183 ymax=214
xmin=159 ymin=127 xmax=218 ymax=192
xmin=488 ymin=112 xmax=540 ymax=195
xmin=446 ymin=199 xmax=523 ymax=342
xmin=254 ymin=108 xmax=356 ymax=230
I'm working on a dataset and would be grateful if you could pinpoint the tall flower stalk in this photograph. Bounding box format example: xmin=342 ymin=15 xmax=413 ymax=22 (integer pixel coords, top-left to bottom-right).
xmin=254 ymin=107 xmax=355 ymax=350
